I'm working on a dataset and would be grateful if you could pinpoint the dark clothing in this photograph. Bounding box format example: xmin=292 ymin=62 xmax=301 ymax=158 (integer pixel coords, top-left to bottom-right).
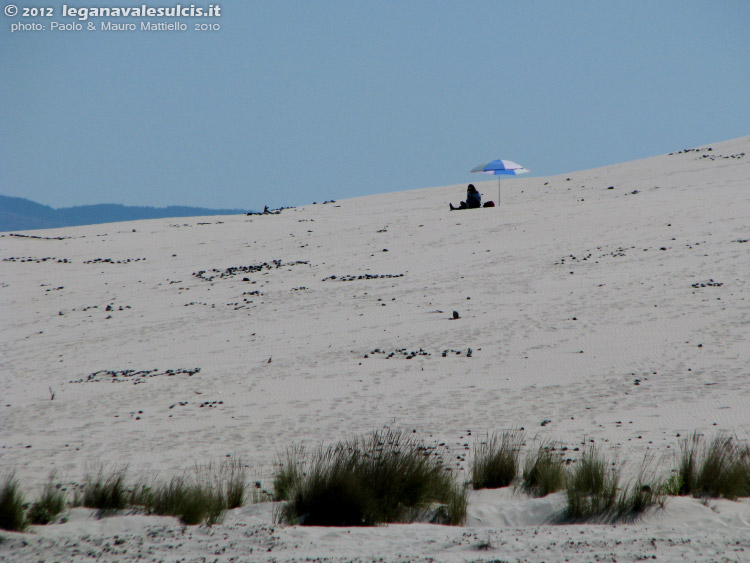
xmin=466 ymin=190 xmax=481 ymax=209
xmin=450 ymin=184 xmax=482 ymax=211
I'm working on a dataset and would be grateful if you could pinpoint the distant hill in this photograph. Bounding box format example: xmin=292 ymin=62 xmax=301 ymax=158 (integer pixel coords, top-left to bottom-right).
xmin=0 ymin=194 xmax=252 ymax=231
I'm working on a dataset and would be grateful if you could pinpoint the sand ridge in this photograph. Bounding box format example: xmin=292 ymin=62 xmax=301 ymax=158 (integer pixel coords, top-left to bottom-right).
xmin=1 ymin=137 xmax=749 ymax=561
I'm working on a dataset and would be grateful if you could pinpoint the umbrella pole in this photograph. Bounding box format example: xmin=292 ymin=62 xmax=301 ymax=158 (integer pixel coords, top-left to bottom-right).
xmin=497 ymin=176 xmax=501 ymax=206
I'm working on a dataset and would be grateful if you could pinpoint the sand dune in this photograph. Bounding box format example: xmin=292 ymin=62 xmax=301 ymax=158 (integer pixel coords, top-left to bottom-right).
xmin=1 ymin=137 xmax=749 ymax=561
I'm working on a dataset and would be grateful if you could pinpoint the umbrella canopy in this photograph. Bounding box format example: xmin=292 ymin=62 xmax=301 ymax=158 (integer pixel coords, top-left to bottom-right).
xmin=471 ymin=159 xmax=529 ymax=204
xmin=471 ymin=159 xmax=529 ymax=175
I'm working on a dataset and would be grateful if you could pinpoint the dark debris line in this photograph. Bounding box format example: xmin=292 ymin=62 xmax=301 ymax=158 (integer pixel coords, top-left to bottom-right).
xmin=69 ymin=368 xmax=201 ymax=385
xmin=361 ymin=348 xmax=474 ymax=359
xmin=193 ymin=260 xmax=309 ymax=282
xmin=323 ymin=273 xmax=405 ymax=282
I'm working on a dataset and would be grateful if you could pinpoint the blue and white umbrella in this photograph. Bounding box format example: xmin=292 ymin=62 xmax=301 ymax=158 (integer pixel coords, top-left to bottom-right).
xmin=471 ymin=159 xmax=529 ymax=205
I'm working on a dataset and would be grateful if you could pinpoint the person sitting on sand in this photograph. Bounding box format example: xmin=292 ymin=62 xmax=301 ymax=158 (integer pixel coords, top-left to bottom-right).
xmin=450 ymin=184 xmax=482 ymax=210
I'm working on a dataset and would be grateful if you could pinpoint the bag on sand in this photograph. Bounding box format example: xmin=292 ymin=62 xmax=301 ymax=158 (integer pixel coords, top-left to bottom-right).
xmin=483 ymin=201 xmax=495 ymax=208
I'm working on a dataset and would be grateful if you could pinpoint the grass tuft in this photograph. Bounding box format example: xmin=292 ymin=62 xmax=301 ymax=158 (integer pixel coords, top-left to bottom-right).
xmin=565 ymin=446 xmax=663 ymax=522
xmin=0 ymin=473 xmax=27 ymax=531
xmin=223 ymin=460 xmax=247 ymax=509
xmin=83 ymin=468 xmax=128 ymax=517
xmin=521 ymin=442 xmax=567 ymax=497
xmin=132 ymin=459 xmax=246 ymax=526
xmin=273 ymin=446 xmax=305 ymax=501
xmin=149 ymin=477 xmax=226 ymax=525
xmin=434 ymin=483 xmax=468 ymax=525
xmin=676 ymin=433 xmax=750 ymax=499
xmin=614 ymin=480 xmax=663 ymax=522
xmin=27 ymin=478 xmax=66 ymax=525
xmin=277 ymin=429 xmax=467 ymax=526
xmin=564 ymin=445 xmax=619 ymax=521
xmin=614 ymin=457 xmax=665 ymax=522
xmin=472 ymin=430 xmax=524 ymax=490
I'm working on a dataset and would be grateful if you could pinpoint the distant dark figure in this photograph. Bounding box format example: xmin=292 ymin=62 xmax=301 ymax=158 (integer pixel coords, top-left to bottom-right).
xmin=450 ymin=184 xmax=481 ymax=210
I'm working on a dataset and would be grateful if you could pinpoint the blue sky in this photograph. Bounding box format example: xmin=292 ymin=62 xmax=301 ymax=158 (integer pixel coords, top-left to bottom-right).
xmin=2 ymin=1 xmax=748 ymax=210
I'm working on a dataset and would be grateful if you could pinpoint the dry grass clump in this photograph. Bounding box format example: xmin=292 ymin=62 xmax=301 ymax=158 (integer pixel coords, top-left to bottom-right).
xmin=273 ymin=446 xmax=304 ymax=501
xmin=614 ymin=459 xmax=665 ymax=523
xmin=140 ymin=476 xmax=227 ymax=525
xmin=564 ymin=446 xmax=663 ymax=522
xmin=82 ymin=468 xmax=128 ymax=517
xmin=564 ymin=444 xmax=620 ymax=520
xmin=472 ymin=430 xmax=524 ymax=490
xmin=0 ymin=473 xmax=26 ymax=531
xmin=223 ymin=460 xmax=247 ymax=509
xmin=675 ymin=433 xmax=750 ymax=499
xmin=132 ymin=459 xmax=247 ymax=525
xmin=2 ymin=461 xmax=248 ymax=529
xmin=27 ymin=478 xmax=66 ymax=525
xmin=520 ymin=442 xmax=567 ymax=497
xmin=276 ymin=429 xmax=467 ymax=526
xmin=614 ymin=480 xmax=663 ymax=522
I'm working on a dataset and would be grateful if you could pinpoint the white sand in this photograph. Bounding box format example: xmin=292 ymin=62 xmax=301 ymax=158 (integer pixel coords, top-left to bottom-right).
xmin=1 ymin=137 xmax=749 ymax=561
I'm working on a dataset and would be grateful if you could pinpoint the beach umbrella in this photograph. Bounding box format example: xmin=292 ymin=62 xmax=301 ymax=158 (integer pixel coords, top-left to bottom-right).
xmin=471 ymin=159 xmax=529 ymax=205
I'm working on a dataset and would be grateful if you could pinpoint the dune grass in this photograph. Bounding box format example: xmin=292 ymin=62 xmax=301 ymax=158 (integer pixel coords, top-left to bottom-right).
xmin=276 ymin=429 xmax=467 ymax=526
xmin=676 ymin=433 xmax=750 ymax=500
xmin=564 ymin=444 xmax=620 ymax=521
xmin=71 ymin=459 xmax=248 ymax=525
xmin=223 ymin=460 xmax=247 ymax=509
xmin=564 ymin=445 xmax=663 ymax=522
xmin=472 ymin=430 xmax=524 ymax=490
xmin=613 ymin=457 xmax=665 ymax=522
xmin=4 ymin=431 xmax=748 ymax=530
xmin=140 ymin=476 xmax=227 ymax=525
xmin=273 ymin=446 xmax=305 ymax=501
xmin=520 ymin=442 xmax=567 ymax=497
xmin=131 ymin=459 xmax=247 ymax=525
xmin=82 ymin=468 xmax=128 ymax=517
xmin=0 ymin=473 xmax=26 ymax=531
xmin=614 ymin=479 xmax=663 ymax=522
xmin=27 ymin=478 xmax=66 ymax=525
